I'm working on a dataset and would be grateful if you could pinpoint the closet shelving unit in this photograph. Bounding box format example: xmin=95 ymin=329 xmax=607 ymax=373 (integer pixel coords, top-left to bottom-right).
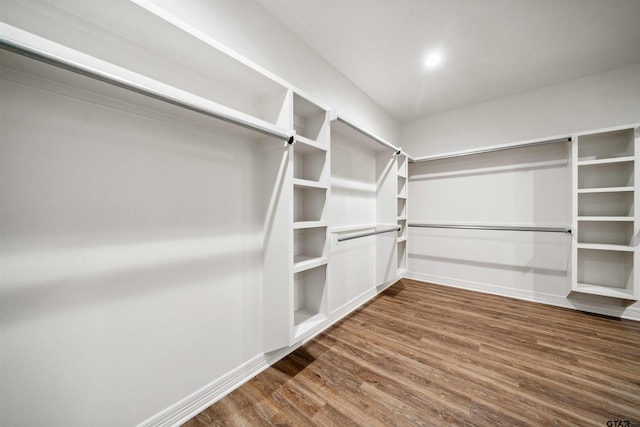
xmin=329 ymin=114 xmax=402 ymax=294
xmin=572 ymin=125 xmax=640 ymax=299
xmin=2 ymin=0 xmax=409 ymax=355
xmin=291 ymin=93 xmax=330 ymax=341
xmin=397 ymin=153 xmax=409 ymax=272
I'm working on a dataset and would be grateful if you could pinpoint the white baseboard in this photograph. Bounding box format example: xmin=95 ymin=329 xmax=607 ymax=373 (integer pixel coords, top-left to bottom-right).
xmin=404 ymin=271 xmax=640 ymax=321
xmin=137 ymin=274 xmax=403 ymax=427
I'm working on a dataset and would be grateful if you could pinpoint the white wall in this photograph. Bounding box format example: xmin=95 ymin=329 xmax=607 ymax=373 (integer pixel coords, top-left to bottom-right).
xmin=143 ymin=0 xmax=399 ymax=144
xmin=402 ymin=63 xmax=640 ymax=158
xmin=403 ymin=64 xmax=640 ymax=319
xmin=0 ymin=71 xmax=265 ymax=426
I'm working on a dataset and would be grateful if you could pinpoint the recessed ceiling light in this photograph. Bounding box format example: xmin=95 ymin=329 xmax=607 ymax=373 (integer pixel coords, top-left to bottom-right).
xmin=424 ymin=51 xmax=443 ymax=69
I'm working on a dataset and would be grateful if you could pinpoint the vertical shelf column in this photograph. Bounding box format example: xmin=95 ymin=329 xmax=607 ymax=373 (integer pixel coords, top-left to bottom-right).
xmin=572 ymin=125 xmax=639 ymax=300
xmin=397 ymin=154 xmax=408 ymax=273
xmin=291 ymin=93 xmax=330 ymax=341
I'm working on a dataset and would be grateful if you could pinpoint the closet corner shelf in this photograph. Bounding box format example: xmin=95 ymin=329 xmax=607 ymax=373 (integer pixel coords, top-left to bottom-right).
xmin=577 ymin=216 xmax=635 ymax=222
xmin=293 ymin=221 xmax=328 ymax=230
xmin=577 ymin=187 xmax=634 ymax=194
xmin=293 ymin=178 xmax=329 ymax=190
xmin=573 ymin=283 xmax=636 ymax=300
xmin=577 ymin=156 xmax=635 ymax=166
xmin=295 ymin=135 xmax=326 ymax=151
xmin=397 ymin=236 xmax=407 ymax=243
xmin=577 ymin=243 xmax=634 ymax=252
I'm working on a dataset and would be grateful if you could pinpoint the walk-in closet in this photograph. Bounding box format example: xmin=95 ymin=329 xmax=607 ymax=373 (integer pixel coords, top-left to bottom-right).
xmin=2 ymin=1 xmax=640 ymax=426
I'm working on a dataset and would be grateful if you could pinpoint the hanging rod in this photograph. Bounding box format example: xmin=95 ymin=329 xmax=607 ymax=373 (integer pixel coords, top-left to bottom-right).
xmin=408 ymin=223 xmax=572 ymax=234
xmin=335 ymin=114 xmax=402 ymax=155
xmin=0 ymin=32 xmax=292 ymax=143
xmin=337 ymin=226 xmax=401 ymax=242
xmin=410 ymin=136 xmax=572 ymax=163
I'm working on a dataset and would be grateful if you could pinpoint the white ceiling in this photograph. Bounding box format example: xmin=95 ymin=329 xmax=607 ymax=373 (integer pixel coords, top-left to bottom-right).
xmin=255 ymin=0 xmax=640 ymax=122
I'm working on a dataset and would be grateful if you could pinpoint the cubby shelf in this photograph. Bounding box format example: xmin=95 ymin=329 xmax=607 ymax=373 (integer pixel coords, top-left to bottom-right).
xmin=577 ymin=216 xmax=634 ymax=221
xmin=293 ymin=221 xmax=328 ymax=229
xmin=293 ymin=178 xmax=329 ymax=190
xmin=293 ymin=311 xmax=327 ymax=339
xmin=296 ymin=135 xmax=327 ymax=151
xmin=397 ymin=236 xmax=407 ymax=243
xmin=577 ymin=243 xmax=634 ymax=252
xmin=578 ymin=187 xmax=633 ymax=193
xmin=293 ymin=256 xmax=329 ymax=273
xmin=578 ymin=156 xmax=634 ymax=166
xmin=574 ymin=283 xmax=636 ymax=299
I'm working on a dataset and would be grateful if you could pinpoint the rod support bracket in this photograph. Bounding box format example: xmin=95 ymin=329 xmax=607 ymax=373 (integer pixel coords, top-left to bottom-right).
xmin=287 ymin=136 xmax=294 ymax=145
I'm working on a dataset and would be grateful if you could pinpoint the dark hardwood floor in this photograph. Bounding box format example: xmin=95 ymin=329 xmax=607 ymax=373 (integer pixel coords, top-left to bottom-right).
xmin=183 ymin=279 xmax=640 ymax=426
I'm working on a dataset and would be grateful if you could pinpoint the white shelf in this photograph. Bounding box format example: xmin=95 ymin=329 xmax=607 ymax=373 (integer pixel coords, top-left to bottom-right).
xmin=293 ymin=221 xmax=328 ymax=229
xmin=293 ymin=178 xmax=328 ymax=190
xmin=577 ymin=243 xmax=634 ymax=252
xmin=578 ymin=156 xmax=634 ymax=166
xmin=397 ymin=172 xmax=407 ymax=179
xmin=397 ymin=216 xmax=407 ymax=221
xmin=397 ymin=194 xmax=407 ymax=200
xmin=296 ymin=135 xmax=327 ymax=152
xmin=578 ymin=186 xmax=633 ymax=193
xmin=293 ymin=256 xmax=328 ymax=273
xmin=397 ymin=236 xmax=407 ymax=243
xmin=573 ymin=283 xmax=635 ymax=299
xmin=577 ymin=216 xmax=634 ymax=222
xmin=0 ymin=24 xmax=292 ymax=142
xmin=293 ymin=311 xmax=327 ymax=339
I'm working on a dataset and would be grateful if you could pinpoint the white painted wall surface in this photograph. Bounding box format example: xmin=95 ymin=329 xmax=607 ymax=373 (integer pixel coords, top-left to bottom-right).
xmin=0 ymin=73 xmax=265 ymax=426
xmin=403 ymin=65 xmax=640 ymax=319
xmin=142 ymin=0 xmax=399 ymax=144
xmin=402 ymin=63 xmax=640 ymax=158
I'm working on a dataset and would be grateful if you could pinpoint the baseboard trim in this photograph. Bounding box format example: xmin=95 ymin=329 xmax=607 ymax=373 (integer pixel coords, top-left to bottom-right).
xmin=404 ymin=271 xmax=640 ymax=321
xmin=136 ymin=354 xmax=268 ymax=427
xmin=137 ymin=274 xmax=403 ymax=427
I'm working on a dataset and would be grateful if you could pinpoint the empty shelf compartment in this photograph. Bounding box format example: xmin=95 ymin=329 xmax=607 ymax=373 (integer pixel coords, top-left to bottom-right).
xmin=294 ymin=142 xmax=328 ymax=183
xmin=577 ymin=128 xmax=634 ymax=161
xmin=294 ymin=186 xmax=327 ymax=222
xmin=578 ymin=162 xmax=634 ymax=189
xmin=578 ymin=192 xmax=634 ymax=217
xmin=577 ymin=248 xmax=633 ymax=291
xmin=578 ymin=221 xmax=634 ymax=246
xmin=293 ymin=264 xmax=328 ymax=336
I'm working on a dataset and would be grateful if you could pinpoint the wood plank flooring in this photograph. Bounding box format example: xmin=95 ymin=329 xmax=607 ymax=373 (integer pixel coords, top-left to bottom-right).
xmin=183 ymin=279 xmax=640 ymax=426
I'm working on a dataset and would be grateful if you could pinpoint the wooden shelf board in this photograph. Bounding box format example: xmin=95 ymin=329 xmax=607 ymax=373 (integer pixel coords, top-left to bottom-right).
xmin=573 ymin=283 xmax=636 ymax=299
xmin=577 ymin=187 xmax=633 ymax=193
xmin=577 ymin=156 xmax=634 ymax=166
xmin=293 ymin=256 xmax=328 ymax=273
xmin=577 ymin=243 xmax=634 ymax=252
xmin=293 ymin=221 xmax=328 ymax=230
xmin=293 ymin=178 xmax=328 ymax=190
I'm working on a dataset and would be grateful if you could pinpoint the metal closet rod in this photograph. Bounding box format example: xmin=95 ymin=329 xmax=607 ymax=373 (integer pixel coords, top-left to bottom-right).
xmin=408 ymin=223 xmax=572 ymax=234
xmin=336 ymin=115 xmax=403 ymax=155
xmin=410 ymin=136 xmax=572 ymax=163
xmin=0 ymin=37 xmax=292 ymax=143
xmin=337 ymin=226 xmax=401 ymax=242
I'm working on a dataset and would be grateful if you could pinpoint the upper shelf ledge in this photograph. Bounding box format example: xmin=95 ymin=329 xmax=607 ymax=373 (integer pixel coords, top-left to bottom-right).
xmin=0 ymin=22 xmax=293 ymax=142
xmin=330 ymin=111 xmax=403 ymax=155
